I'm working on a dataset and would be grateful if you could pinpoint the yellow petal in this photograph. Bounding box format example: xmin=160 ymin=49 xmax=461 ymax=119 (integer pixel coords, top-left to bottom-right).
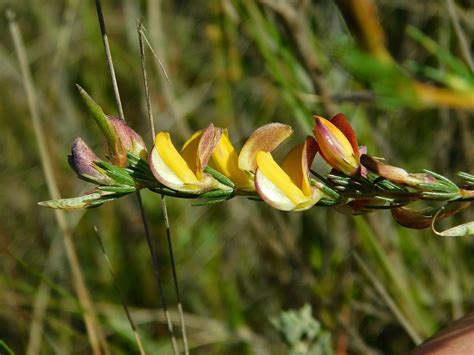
xmin=210 ymin=130 xmax=253 ymax=189
xmin=154 ymin=132 xmax=200 ymax=184
xmin=181 ymin=129 xmax=203 ymax=178
xmin=281 ymin=137 xmax=317 ymax=197
xmin=256 ymin=151 xmax=309 ymax=205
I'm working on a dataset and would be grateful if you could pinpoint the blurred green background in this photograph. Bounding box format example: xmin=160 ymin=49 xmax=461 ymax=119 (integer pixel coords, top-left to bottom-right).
xmin=1 ymin=0 xmax=474 ymax=354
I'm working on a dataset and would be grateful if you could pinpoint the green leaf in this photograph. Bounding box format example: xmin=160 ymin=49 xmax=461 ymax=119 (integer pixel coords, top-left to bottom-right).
xmin=38 ymin=193 xmax=103 ymax=210
xmin=98 ymin=185 xmax=137 ymax=193
xmin=0 ymin=340 xmax=15 ymax=355
xmin=192 ymin=198 xmax=228 ymax=206
xmin=433 ymin=221 xmax=474 ymax=237
xmin=76 ymin=85 xmax=126 ymax=164
xmin=95 ymin=160 xmax=134 ymax=186
xmin=199 ymin=189 xmax=234 ymax=199
xmin=204 ymin=166 xmax=235 ymax=188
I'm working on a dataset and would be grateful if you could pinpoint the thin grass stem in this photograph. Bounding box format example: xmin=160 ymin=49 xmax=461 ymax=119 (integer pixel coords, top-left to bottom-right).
xmin=92 ymin=2 xmax=179 ymax=352
xmin=93 ymin=226 xmax=146 ymax=355
xmin=136 ymin=193 xmax=179 ymax=354
xmin=94 ymin=0 xmax=125 ymax=120
xmin=353 ymin=251 xmax=422 ymax=345
xmin=446 ymin=0 xmax=473 ymax=72
xmin=138 ymin=23 xmax=190 ymax=355
xmin=7 ymin=9 xmax=108 ymax=355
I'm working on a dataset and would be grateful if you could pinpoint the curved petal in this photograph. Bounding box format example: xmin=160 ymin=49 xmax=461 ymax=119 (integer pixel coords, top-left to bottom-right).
xmin=181 ymin=124 xmax=222 ymax=179
xmin=313 ymin=116 xmax=359 ymax=176
xmin=197 ymin=124 xmax=222 ymax=178
xmin=360 ymin=154 xmax=409 ymax=184
xmin=255 ymin=151 xmax=317 ymax=211
xmin=392 ymin=203 xmax=469 ymax=229
xmin=107 ymin=116 xmax=147 ymax=159
xmin=238 ymin=123 xmax=293 ymax=173
xmin=68 ymin=138 xmax=113 ymax=185
xmin=210 ymin=130 xmax=253 ymax=189
xmin=281 ymin=136 xmax=317 ymax=196
xmin=150 ymin=132 xmax=212 ymax=193
xmin=180 ymin=129 xmax=203 ymax=176
xmin=330 ymin=113 xmax=360 ymax=159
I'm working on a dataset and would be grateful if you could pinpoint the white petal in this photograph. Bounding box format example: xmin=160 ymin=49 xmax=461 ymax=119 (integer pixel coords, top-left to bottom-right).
xmin=149 ymin=147 xmax=186 ymax=190
xmin=255 ymin=169 xmax=296 ymax=211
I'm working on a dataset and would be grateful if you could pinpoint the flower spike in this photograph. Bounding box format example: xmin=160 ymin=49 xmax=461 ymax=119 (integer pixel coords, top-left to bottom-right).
xmin=149 ymin=124 xmax=222 ymax=193
xmin=255 ymin=137 xmax=321 ymax=211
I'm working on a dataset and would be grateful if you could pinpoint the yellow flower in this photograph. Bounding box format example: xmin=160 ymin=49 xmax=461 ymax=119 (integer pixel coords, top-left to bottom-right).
xmin=209 ymin=123 xmax=294 ymax=190
xmin=313 ymin=114 xmax=360 ymax=176
xmin=255 ymin=137 xmax=321 ymax=211
xmin=149 ymin=124 xmax=222 ymax=193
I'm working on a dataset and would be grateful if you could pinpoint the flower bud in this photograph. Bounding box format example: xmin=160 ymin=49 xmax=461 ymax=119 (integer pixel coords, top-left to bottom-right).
xmin=360 ymin=154 xmax=437 ymax=186
xmin=313 ymin=115 xmax=360 ymax=176
xmin=68 ymin=138 xmax=113 ymax=184
xmin=107 ymin=116 xmax=147 ymax=160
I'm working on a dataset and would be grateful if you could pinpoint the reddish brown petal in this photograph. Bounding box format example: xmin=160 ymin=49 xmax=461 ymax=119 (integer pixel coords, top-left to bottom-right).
xmin=107 ymin=116 xmax=147 ymax=159
xmin=412 ymin=312 xmax=474 ymax=355
xmin=361 ymin=154 xmax=410 ymax=184
xmin=197 ymin=123 xmax=222 ymax=173
xmin=361 ymin=154 xmax=437 ymax=186
xmin=392 ymin=203 xmax=470 ymax=229
xmin=330 ymin=113 xmax=360 ymax=159
xmin=304 ymin=136 xmax=318 ymax=169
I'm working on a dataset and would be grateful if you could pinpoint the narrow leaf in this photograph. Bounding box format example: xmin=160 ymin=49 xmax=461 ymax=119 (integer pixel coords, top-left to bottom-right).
xmin=38 ymin=193 xmax=103 ymax=210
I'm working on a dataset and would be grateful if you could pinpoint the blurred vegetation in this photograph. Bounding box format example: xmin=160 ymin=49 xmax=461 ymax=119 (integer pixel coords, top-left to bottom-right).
xmin=1 ymin=0 xmax=474 ymax=354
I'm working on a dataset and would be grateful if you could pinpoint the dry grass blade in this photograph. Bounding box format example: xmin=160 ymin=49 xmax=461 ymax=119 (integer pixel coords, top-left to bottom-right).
xmin=446 ymin=0 xmax=473 ymax=72
xmin=136 ymin=193 xmax=179 ymax=354
xmin=353 ymin=251 xmax=422 ymax=345
xmin=93 ymin=226 xmax=146 ymax=355
xmin=6 ymin=8 xmax=108 ymax=355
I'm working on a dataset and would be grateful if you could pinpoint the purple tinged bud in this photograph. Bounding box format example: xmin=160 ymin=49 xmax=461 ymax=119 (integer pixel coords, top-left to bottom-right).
xmin=68 ymin=138 xmax=113 ymax=184
xmin=107 ymin=116 xmax=147 ymax=159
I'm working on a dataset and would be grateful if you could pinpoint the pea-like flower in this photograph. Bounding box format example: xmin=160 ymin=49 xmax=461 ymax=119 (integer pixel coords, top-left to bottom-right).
xmin=149 ymin=123 xmax=222 ymax=193
xmin=209 ymin=123 xmax=294 ymax=190
xmin=313 ymin=113 xmax=361 ymax=176
xmin=255 ymin=137 xmax=321 ymax=211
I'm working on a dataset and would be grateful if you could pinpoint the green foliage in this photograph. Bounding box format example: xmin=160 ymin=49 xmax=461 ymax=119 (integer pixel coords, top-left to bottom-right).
xmin=0 ymin=340 xmax=15 ymax=355
xmin=271 ymin=304 xmax=333 ymax=355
